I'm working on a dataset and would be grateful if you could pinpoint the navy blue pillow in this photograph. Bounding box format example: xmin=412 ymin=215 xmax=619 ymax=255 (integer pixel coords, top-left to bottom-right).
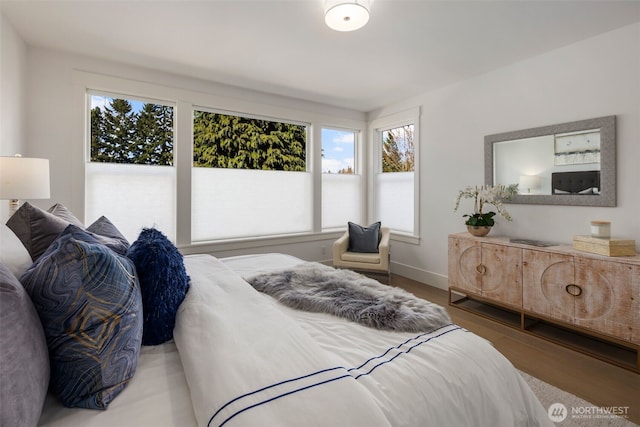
xmin=19 ymin=225 xmax=142 ymax=410
xmin=348 ymin=221 xmax=381 ymax=253
xmin=127 ymin=228 xmax=190 ymax=346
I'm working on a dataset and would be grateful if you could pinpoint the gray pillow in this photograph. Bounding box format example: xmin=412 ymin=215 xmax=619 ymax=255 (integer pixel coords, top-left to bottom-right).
xmin=347 ymin=221 xmax=381 ymax=253
xmin=6 ymin=202 xmax=82 ymax=262
xmin=86 ymin=216 xmax=130 ymax=255
xmin=5 ymin=203 xmax=128 ymax=261
xmin=47 ymin=203 xmax=84 ymax=227
xmin=0 ymin=262 xmax=50 ymax=427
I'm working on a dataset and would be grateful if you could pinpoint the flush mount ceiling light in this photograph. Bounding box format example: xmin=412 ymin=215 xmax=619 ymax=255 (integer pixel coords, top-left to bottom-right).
xmin=325 ymin=0 xmax=370 ymax=32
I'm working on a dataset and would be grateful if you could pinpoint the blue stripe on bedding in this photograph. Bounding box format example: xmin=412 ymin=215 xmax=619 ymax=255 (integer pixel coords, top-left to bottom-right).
xmin=348 ymin=324 xmax=463 ymax=379
xmin=208 ymin=323 xmax=463 ymax=427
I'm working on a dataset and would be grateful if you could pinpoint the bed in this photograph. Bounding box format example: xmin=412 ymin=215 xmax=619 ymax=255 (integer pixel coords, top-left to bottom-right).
xmin=32 ymin=253 xmax=549 ymax=427
xmin=1 ymin=203 xmax=552 ymax=427
xmin=552 ymin=170 xmax=600 ymax=194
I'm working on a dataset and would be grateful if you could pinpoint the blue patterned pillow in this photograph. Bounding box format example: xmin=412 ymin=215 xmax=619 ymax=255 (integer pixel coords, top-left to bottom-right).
xmin=20 ymin=225 xmax=142 ymax=410
xmin=127 ymin=228 xmax=190 ymax=346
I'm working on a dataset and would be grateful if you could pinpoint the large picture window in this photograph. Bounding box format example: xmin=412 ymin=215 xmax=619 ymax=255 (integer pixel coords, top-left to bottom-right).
xmin=191 ymin=109 xmax=311 ymax=241
xmin=82 ymin=77 xmax=367 ymax=247
xmin=86 ymin=93 xmax=176 ymax=242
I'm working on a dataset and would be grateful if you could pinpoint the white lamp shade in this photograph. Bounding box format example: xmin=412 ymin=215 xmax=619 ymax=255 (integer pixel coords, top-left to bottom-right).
xmin=325 ymin=0 xmax=370 ymax=32
xmin=0 ymin=157 xmax=51 ymax=200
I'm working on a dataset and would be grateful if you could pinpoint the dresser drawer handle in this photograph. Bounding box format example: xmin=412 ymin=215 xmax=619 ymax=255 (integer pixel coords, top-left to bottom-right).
xmin=565 ymin=284 xmax=583 ymax=297
xmin=476 ymin=264 xmax=487 ymax=275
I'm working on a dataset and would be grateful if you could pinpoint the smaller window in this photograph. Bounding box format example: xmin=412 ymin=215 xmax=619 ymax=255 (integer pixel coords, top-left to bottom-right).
xmin=382 ymin=124 xmax=414 ymax=172
xmin=321 ymin=128 xmax=356 ymax=174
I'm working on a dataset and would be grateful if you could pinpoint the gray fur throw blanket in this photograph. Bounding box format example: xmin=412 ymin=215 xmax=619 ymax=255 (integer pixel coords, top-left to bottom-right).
xmin=246 ymin=263 xmax=451 ymax=332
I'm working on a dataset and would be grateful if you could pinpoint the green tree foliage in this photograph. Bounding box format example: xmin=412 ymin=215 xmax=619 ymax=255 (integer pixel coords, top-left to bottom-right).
xmin=382 ymin=132 xmax=403 ymax=172
xmin=90 ymin=97 xmax=174 ymax=166
xmin=382 ymin=125 xmax=414 ymax=172
xmin=90 ymin=107 xmax=108 ymax=162
xmin=102 ymin=99 xmax=136 ymax=163
xmin=134 ymin=103 xmax=174 ymax=165
xmin=193 ymin=111 xmax=306 ymax=171
xmin=91 ymin=98 xmax=306 ymax=170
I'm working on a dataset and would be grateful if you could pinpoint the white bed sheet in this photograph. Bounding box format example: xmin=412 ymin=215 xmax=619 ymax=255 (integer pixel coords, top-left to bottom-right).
xmin=38 ymin=341 xmax=197 ymax=427
xmin=219 ymin=252 xmax=304 ymax=275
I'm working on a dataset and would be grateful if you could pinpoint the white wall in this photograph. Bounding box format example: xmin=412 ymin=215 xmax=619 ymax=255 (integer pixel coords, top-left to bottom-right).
xmin=0 ymin=13 xmax=27 ymax=157
xmin=0 ymin=14 xmax=28 ymax=219
xmin=370 ymin=23 xmax=640 ymax=289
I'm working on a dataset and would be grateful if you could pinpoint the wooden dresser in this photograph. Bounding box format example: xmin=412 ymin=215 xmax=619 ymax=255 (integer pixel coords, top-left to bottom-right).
xmin=448 ymin=232 xmax=640 ymax=372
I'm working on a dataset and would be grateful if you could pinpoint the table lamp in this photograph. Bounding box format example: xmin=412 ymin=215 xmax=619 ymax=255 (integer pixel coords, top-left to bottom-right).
xmin=0 ymin=155 xmax=51 ymax=217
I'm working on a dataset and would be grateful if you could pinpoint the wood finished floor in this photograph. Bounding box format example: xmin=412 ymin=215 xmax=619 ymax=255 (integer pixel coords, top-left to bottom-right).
xmin=390 ymin=274 xmax=640 ymax=425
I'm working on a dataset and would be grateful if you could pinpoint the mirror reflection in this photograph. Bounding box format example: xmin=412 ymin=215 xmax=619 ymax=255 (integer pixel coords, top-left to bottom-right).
xmin=493 ymin=129 xmax=601 ymax=195
xmin=484 ymin=116 xmax=616 ymax=207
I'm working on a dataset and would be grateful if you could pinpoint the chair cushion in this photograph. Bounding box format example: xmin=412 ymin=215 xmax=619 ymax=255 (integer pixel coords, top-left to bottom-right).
xmin=341 ymin=251 xmax=381 ymax=264
xmin=348 ymin=221 xmax=381 ymax=253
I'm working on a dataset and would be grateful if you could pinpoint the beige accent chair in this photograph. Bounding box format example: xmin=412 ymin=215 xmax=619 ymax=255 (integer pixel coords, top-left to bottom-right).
xmin=333 ymin=227 xmax=391 ymax=284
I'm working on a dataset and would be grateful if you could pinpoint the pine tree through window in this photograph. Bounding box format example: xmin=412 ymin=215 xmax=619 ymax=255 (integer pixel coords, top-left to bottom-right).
xmin=382 ymin=124 xmax=414 ymax=172
xmin=86 ymin=93 xmax=177 ymax=243
xmin=90 ymin=96 xmax=174 ymax=165
xmin=193 ymin=110 xmax=306 ymax=171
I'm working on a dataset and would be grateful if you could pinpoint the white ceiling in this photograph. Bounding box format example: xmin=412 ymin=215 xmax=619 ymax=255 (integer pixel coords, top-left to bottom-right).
xmin=2 ymin=0 xmax=640 ymax=112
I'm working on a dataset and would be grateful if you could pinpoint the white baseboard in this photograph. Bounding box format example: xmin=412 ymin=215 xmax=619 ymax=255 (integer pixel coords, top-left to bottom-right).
xmin=390 ymin=261 xmax=448 ymax=291
xmin=323 ymin=259 xmax=448 ymax=291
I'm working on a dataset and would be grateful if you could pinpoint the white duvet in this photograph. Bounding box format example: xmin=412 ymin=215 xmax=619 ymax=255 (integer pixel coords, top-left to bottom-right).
xmin=175 ymin=254 xmax=552 ymax=427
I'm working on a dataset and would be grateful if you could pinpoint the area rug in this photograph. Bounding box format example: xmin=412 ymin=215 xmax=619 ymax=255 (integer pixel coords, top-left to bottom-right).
xmin=519 ymin=370 xmax=637 ymax=426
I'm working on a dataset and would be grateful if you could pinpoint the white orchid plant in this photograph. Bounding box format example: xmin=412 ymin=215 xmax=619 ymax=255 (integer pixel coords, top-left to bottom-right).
xmin=454 ymin=184 xmax=518 ymax=227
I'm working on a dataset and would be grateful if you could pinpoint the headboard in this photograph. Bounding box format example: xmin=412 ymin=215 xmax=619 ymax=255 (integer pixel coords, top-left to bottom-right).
xmin=552 ymin=170 xmax=600 ymax=195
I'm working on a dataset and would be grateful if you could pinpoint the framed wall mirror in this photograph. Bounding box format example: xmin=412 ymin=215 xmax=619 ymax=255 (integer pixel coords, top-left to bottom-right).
xmin=485 ymin=116 xmax=616 ymax=207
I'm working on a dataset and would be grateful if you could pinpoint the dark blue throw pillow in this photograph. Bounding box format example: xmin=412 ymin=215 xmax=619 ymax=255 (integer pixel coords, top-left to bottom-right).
xmin=19 ymin=225 xmax=142 ymax=410
xmin=127 ymin=228 xmax=190 ymax=346
xmin=348 ymin=221 xmax=381 ymax=253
